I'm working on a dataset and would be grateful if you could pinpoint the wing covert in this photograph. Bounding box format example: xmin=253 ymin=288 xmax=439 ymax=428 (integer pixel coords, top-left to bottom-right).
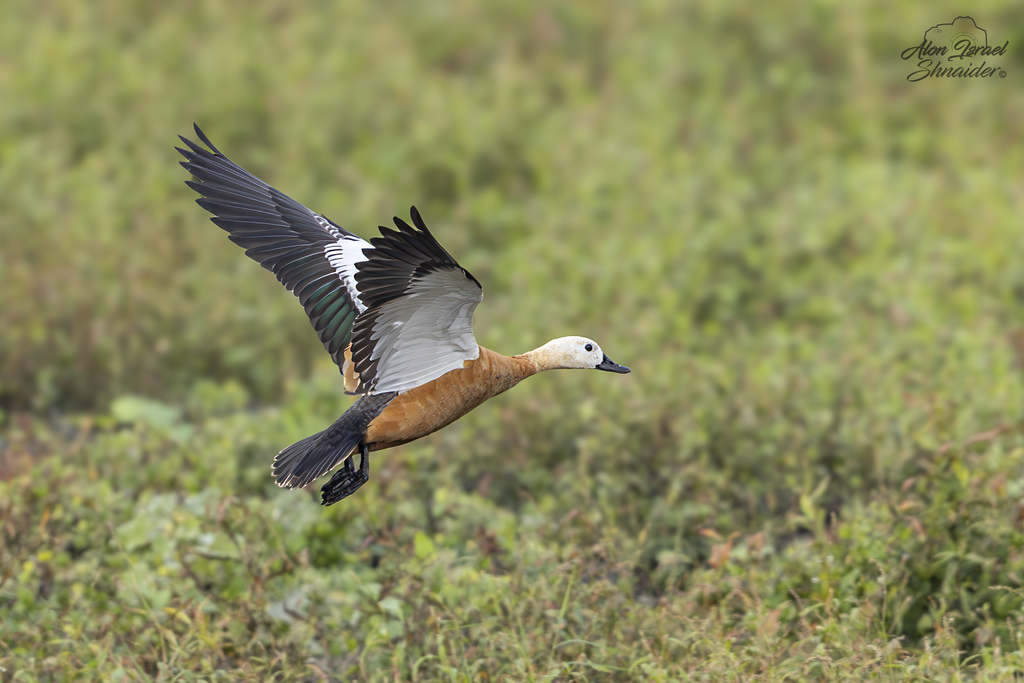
xmin=350 ymin=207 xmax=483 ymax=394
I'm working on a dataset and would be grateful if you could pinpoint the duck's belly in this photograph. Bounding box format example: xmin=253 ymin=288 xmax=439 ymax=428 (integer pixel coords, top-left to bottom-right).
xmin=364 ymin=350 xmax=526 ymax=451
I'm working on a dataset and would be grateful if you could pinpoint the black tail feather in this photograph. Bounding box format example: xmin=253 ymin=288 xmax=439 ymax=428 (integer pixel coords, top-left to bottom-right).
xmin=272 ymin=425 xmax=359 ymax=490
xmin=272 ymin=430 xmax=326 ymax=484
xmin=271 ymin=393 xmax=397 ymax=491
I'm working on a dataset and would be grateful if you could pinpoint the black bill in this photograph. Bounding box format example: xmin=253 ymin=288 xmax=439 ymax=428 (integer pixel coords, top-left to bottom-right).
xmin=596 ymin=354 xmax=630 ymax=374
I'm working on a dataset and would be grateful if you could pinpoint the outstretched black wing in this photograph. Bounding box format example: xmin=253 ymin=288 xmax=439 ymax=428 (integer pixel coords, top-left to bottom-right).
xmin=177 ymin=124 xmax=370 ymax=366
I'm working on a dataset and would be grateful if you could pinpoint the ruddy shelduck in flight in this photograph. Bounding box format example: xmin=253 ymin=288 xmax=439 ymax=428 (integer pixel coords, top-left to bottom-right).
xmin=177 ymin=125 xmax=629 ymax=505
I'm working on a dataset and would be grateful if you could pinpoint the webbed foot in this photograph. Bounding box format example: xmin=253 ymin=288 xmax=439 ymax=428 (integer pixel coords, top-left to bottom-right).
xmin=320 ymin=442 xmax=370 ymax=506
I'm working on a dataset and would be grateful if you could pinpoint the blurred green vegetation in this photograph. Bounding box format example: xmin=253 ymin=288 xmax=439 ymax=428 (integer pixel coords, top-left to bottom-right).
xmin=4 ymin=0 xmax=1024 ymax=680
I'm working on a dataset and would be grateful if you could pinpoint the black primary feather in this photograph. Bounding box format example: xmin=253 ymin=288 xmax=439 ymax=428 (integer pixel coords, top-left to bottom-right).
xmin=177 ymin=124 xmax=364 ymax=367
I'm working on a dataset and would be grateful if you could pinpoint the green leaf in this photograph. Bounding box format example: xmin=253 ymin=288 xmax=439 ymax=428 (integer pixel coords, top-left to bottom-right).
xmin=111 ymin=395 xmax=181 ymax=430
xmin=115 ymin=515 xmax=157 ymax=552
xmin=413 ymin=531 xmax=435 ymax=560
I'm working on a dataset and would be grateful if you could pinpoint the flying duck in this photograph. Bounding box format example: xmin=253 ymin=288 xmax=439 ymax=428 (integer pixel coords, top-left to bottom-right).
xmin=177 ymin=125 xmax=630 ymax=505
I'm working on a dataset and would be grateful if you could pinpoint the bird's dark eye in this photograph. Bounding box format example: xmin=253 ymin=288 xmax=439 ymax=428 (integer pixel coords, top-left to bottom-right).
xmin=585 ymin=343 xmax=593 ymax=352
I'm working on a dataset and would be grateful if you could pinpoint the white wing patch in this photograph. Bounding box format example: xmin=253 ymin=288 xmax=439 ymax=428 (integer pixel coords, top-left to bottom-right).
xmin=364 ymin=268 xmax=482 ymax=394
xmin=313 ymin=214 xmax=346 ymax=241
xmin=324 ymin=234 xmax=371 ymax=313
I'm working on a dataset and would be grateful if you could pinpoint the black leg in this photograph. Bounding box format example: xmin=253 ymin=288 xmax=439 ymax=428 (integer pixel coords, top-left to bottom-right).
xmin=359 ymin=441 xmax=370 ymax=477
xmin=320 ymin=443 xmax=370 ymax=506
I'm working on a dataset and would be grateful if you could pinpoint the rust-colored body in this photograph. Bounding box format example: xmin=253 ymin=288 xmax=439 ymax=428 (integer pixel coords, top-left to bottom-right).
xmin=364 ymin=346 xmax=537 ymax=451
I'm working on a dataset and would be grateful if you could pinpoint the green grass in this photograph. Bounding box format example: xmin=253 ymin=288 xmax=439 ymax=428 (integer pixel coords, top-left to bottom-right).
xmin=4 ymin=0 xmax=1024 ymax=680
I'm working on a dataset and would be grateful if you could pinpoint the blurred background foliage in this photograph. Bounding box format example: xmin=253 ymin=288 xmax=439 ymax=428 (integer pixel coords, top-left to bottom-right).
xmin=4 ymin=0 xmax=1024 ymax=680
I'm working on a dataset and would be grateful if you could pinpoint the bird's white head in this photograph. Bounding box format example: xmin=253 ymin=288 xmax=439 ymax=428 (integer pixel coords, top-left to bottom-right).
xmin=527 ymin=336 xmax=630 ymax=373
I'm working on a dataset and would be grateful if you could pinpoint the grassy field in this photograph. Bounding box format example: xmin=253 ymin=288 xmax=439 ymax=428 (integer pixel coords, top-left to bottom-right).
xmin=4 ymin=0 xmax=1024 ymax=680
